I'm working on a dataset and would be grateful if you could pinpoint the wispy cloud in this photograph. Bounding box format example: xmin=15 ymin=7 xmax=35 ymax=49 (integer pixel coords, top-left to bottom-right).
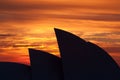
xmin=0 ymin=0 xmax=120 ymax=11
xmin=12 ymin=44 xmax=40 ymax=48
xmin=0 ymin=0 xmax=120 ymax=23
xmin=104 ymin=47 xmax=120 ymax=53
xmin=0 ymin=0 xmax=120 ymax=65
xmin=0 ymin=12 xmax=120 ymax=23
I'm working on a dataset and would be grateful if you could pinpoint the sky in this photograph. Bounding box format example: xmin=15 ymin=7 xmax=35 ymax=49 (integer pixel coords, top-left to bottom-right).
xmin=0 ymin=0 xmax=120 ymax=65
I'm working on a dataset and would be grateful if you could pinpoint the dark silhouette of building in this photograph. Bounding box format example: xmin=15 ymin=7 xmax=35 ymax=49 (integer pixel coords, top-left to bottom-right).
xmin=0 ymin=62 xmax=31 ymax=80
xmin=29 ymin=49 xmax=63 ymax=80
xmin=0 ymin=28 xmax=120 ymax=80
xmin=55 ymin=28 xmax=120 ymax=80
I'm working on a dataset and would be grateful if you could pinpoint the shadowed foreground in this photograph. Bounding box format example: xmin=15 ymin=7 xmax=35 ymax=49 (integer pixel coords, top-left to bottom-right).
xmin=55 ymin=28 xmax=120 ymax=80
xmin=29 ymin=49 xmax=63 ymax=80
xmin=0 ymin=28 xmax=120 ymax=80
xmin=0 ymin=62 xmax=31 ymax=80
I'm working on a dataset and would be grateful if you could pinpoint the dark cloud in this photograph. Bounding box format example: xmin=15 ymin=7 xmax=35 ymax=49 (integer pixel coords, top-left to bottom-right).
xmin=0 ymin=34 xmax=16 ymax=40
xmin=0 ymin=55 xmax=15 ymax=60
xmin=112 ymin=56 xmax=120 ymax=66
xmin=51 ymin=13 xmax=120 ymax=22
xmin=0 ymin=0 xmax=120 ymax=22
xmin=0 ymin=34 xmax=14 ymax=36
xmin=0 ymin=39 xmax=41 ymax=48
xmin=0 ymin=1 xmax=120 ymax=11
xmin=0 ymin=49 xmax=7 ymax=53
xmin=0 ymin=13 xmax=39 ymax=22
xmin=44 ymin=41 xmax=56 ymax=46
xmin=0 ymin=24 xmax=30 ymax=36
xmin=0 ymin=41 xmax=14 ymax=48
xmin=104 ymin=47 xmax=120 ymax=53
xmin=86 ymin=37 xmax=120 ymax=43
xmin=85 ymin=32 xmax=120 ymax=37
xmin=12 ymin=44 xmax=40 ymax=47
xmin=0 ymin=11 xmax=120 ymax=23
xmin=0 ymin=1 xmax=80 ymax=11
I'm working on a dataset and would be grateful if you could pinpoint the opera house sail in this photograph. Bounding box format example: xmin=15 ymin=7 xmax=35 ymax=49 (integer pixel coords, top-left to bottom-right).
xmin=0 ymin=28 xmax=120 ymax=80
xmin=29 ymin=49 xmax=63 ymax=80
xmin=0 ymin=62 xmax=31 ymax=80
xmin=55 ymin=28 xmax=120 ymax=80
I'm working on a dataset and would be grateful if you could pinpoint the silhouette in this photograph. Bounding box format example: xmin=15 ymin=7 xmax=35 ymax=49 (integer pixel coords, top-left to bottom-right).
xmin=55 ymin=28 xmax=120 ymax=80
xmin=29 ymin=49 xmax=63 ymax=80
xmin=0 ymin=28 xmax=119 ymax=80
xmin=0 ymin=62 xmax=31 ymax=80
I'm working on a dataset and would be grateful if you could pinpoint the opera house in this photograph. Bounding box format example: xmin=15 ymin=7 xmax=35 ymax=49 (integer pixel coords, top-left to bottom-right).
xmin=0 ymin=28 xmax=120 ymax=80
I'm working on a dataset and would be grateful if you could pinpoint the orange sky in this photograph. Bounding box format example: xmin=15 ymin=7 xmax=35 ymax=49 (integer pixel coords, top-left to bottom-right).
xmin=0 ymin=0 xmax=120 ymax=65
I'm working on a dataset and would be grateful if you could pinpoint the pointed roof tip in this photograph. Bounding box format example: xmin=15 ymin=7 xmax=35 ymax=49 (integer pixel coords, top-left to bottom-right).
xmin=54 ymin=28 xmax=86 ymax=43
xmin=28 ymin=48 xmax=42 ymax=53
xmin=28 ymin=48 xmax=59 ymax=58
xmin=54 ymin=27 xmax=60 ymax=29
xmin=54 ymin=27 xmax=58 ymax=30
xmin=28 ymin=48 xmax=43 ymax=52
xmin=29 ymin=48 xmax=48 ymax=53
xmin=28 ymin=48 xmax=33 ymax=50
xmin=54 ymin=28 xmax=69 ymax=32
xmin=28 ymin=48 xmax=36 ymax=52
xmin=54 ymin=28 xmax=63 ymax=32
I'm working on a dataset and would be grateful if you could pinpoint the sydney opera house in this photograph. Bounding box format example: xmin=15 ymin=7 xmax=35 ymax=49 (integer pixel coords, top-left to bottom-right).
xmin=0 ymin=28 xmax=120 ymax=80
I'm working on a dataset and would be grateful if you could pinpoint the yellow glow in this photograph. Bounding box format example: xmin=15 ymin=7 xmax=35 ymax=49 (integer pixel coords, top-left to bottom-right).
xmin=0 ymin=0 xmax=120 ymax=65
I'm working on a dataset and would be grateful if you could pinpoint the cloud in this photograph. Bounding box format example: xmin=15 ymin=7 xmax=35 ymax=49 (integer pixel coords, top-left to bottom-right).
xmin=0 ymin=55 xmax=15 ymax=61
xmin=0 ymin=13 xmax=39 ymax=23
xmin=0 ymin=34 xmax=15 ymax=38
xmin=0 ymin=41 xmax=14 ymax=48
xmin=0 ymin=24 xmax=31 ymax=38
xmin=0 ymin=34 xmax=16 ymax=43
xmin=12 ymin=44 xmax=40 ymax=47
xmin=84 ymin=32 xmax=120 ymax=37
xmin=50 ymin=13 xmax=120 ymax=21
xmin=0 ymin=0 xmax=120 ymax=65
xmin=104 ymin=47 xmax=120 ymax=53
xmin=0 ymin=0 xmax=120 ymax=23
xmin=86 ymin=37 xmax=120 ymax=43
xmin=0 ymin=1 xmax=81 ymax=11
xmin=0 ymin=12 xmax=120 ymax=23
xmin=83 ymin=31 xmax=120 ymax=41
xmin=0 ymin=34 xmax=14 ymax=36
xmin=0 ymin=0 xmax=120 ymax=11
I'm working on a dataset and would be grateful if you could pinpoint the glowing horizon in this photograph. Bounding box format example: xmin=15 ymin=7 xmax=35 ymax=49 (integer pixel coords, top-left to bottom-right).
xmin=0 ymin=0 xmax=120 ymax=65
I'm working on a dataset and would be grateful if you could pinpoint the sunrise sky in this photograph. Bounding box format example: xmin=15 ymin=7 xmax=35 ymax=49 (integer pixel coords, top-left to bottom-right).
xmin=0 ymin=0 xmax=120 ymax=65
